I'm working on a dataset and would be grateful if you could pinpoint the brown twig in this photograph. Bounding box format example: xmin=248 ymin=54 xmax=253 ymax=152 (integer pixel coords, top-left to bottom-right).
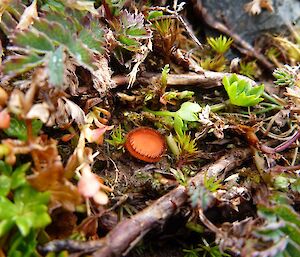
xmin=113 ymin=70 xmax=257 ymax=88
xmin=191 ymin=0 xmax=274 ymax=71
xmin=39 ymin=147 xmax=251 ymax=257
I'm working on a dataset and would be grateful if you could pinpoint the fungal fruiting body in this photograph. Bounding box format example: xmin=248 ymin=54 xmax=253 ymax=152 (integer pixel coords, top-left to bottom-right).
xmin=125 ymin=127 xmax=166 ymax=163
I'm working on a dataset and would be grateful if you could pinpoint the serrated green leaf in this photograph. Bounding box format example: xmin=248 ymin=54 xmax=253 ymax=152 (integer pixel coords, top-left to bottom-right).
xmin=274 ymin=205 xmax=300 ymax=227
xmin=223 ymin=74 xmax=264 ymax=107
xmin=12 ymin=30 xmax=55 ymax=53
xmin=79 ymin=29 xmax=105 ymax=54
xmin=33 ymin=19 xmax=72 ymax=45
xmin=2 ymin=53 xmax=44 ymax=75
xmin=281 ymin=223 xmax=300 ymax=245
xmin=67 ymin=40 xmax=94 ymax=70
xmin=126 ymin=27 xmax=147 ymax=37
xmin=47 ymin=46 xmax=65 ymax=87
xmin=118 ymin=35 xmax=139 ymax=46
xmin=43 ymin=11 xmax=78 ymax=33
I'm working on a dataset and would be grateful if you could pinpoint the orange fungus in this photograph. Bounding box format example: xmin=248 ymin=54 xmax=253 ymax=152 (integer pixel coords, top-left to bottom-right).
xmin=125 ymin=127 xmax=166 ymax=163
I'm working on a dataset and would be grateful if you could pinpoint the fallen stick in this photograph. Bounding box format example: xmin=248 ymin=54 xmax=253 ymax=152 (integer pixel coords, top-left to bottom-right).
xmin=112 ymin=71 xmax=257 ymax=88
xmin=39 ymin=147 xmax=252 ymax=256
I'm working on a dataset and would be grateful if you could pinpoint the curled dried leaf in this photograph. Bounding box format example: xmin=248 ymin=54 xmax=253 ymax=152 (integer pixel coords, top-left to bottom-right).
xmin=16 ymin=0 xmax=38 ymax=30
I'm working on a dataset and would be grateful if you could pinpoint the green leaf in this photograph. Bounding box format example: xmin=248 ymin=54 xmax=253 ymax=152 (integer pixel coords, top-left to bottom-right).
xmin=11 ymin=163 xmax=31 ymax=190
xmin=33 ymin=19 xmax=72 ymax=45
xmin=47 ymin=46 xmax=65 ymax=87
xmin=0 ymin=175 xmax=11 ymax=196
xmin=4 ymin=117 xmax=27 ymax=140
xmin=79 ymin=29 xmax=105 ymax=54
xmin=32 ymin=119 xmax=43 ymax=136
xmin=174 ymin=114 xmax=184 ymax=136
xmin=16 ymin=216 xmax=31 ymax=236
xmin=67 ymin=40 xmax=94 ymax=70
xmin=0 ymin=160 xmax=13 ymax=176
xmin=0 ymin=220 xmax=14 ymax=237
xmin=273 ymin=205 xmax=300 ymax=227
xmin=147 ymin=11 xmax=163 ymax=20
xmin=177 ymin=102 xmax=201 ymax=121
xmin=118 ymin=35 xmax=139 ymax=46
xmin=223 ymin=74 xmax=264 ymax=107
xmin=4 ymin=118 xmax=42 ymax=141
xmin=2 ymin=53 xmax=44 ymax=75
xmin=126 ymin=27 xmax=147 ymax=37
xmin=0 ymin=196 xmax=16 ymax=220
xmin=12 ymin=30 xmax=55 ymax=53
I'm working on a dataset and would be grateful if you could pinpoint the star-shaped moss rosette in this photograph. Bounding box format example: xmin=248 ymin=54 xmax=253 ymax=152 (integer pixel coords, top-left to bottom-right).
xmin=222 ymin=74 xmax=264 ymax=107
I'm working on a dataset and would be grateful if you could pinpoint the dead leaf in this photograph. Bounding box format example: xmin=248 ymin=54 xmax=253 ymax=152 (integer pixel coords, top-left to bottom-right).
xmin=16 ymin=0 xmax=38 ymax=30
xmin=92 ymin=55 xmax=116 ymax=96
xmin=26 ymin=102 xmax=50 ymax=123
xmin=63 ymin=97 xmax=86 ymax=125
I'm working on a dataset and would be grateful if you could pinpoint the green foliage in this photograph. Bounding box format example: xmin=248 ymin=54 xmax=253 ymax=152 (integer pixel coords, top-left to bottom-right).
xmin=200 ymin=56 xmax=226 ymax=72
xmin=147 ymin=10 xmax=164 ymax=20
xmin=204 ymin=175 xmax=222 ymax=192
xmin=161 ymin=90 xmax=194 ymax=105
xmin=7 ymin=230 xmax=40 ymax=257
xmin=252 ymin=199 xmax=300 ymax=256
xmin=170 ymin=168 xmax=187 ymax=186
xmin=112 ymin=10 xmax=151 ymax=51
xmin=1 ymin=4 xmax=105 ymax=84
xmin=184 ymin=239 xmax=230 ymax=257
xmin=239 ymin=61 xmax=258 ymax=79
xmin=106 ymin=125 xmax=126 ymax=149
xmin=273 ymin=65 xmax=299 ymax=87
xmin=222 ymin=74 xmax=264 ymax=107
xmin=4 ymin=117 xmax=43 ymax=141
xmin=175 ymin=133 xmax=198 ymax=157
xmin=161 ymin=64 xmax=170 ymax=92
xmin=145 ymin=102 xmax=201 ymax=136
xmin=188 ymin=180 xmax=214 ymax=210
xmin=105 ymin=0 xmax=127 ymax=16
xmin=207 ymin=35 xmax=233 ymax=54
xmin=0 ymin=161 xmax=51 ymax=256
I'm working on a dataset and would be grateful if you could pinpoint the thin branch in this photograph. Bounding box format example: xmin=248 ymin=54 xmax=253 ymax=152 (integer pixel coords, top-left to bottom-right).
xmin=113 ymin=71 xmax=257 ymax=88
xmin=39 ymin=147 xmax=252 ymax=257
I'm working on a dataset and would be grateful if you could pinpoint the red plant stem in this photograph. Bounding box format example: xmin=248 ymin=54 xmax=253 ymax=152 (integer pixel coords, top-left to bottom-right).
xmin=261 ymin=130 xmax=300 ymax=154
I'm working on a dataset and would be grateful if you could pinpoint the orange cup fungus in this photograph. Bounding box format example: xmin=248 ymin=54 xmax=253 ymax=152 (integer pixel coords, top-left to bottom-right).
xmin=125 ymin=127 xmax=166 ymax=163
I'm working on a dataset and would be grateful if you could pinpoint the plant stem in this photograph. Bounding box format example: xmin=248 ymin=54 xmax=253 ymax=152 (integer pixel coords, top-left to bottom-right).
xmin=143 ymin=107 xmax=175 ymax=117
xmin=262 ymin=92 xmax=284 ymax=106
xmin=210 ymin=100 xmax=230 ymax=112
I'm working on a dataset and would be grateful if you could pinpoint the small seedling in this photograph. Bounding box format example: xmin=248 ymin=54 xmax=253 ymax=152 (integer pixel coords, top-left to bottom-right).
xmin=207 ymin=35 xmax=233 ymax=54
xmin=145 ymin=101 xmax=201 ymax=136
xmin=106 ymin=125 xmax=126 ymax=150
xmin=222 ymin=74 xmax=264 ymax=107
xmin=273 ymin=65 xmax=300 ymax=87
